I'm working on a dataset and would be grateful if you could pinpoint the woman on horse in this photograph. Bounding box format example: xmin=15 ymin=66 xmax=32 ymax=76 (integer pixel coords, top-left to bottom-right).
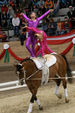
xmin=21 ymin=9 xmax=53 ymax=57
xmin=25 ymin=26 xmax=54 ymax=56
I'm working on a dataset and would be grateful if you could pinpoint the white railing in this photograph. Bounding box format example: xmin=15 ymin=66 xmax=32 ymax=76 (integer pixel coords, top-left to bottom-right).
xmin=0 ymin=80 xmax=27 ymax=92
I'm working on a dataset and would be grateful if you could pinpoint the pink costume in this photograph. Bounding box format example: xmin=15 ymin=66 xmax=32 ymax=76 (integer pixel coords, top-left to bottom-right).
xmin=23 ymin=10 xmax=50 ymax=57
xmin=26 ymin=27 xmax=54 ymax=56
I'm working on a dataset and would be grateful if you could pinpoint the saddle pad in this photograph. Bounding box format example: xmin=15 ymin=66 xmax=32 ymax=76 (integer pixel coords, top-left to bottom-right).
xmin=32 ymin=54 xmax=57 ymax=70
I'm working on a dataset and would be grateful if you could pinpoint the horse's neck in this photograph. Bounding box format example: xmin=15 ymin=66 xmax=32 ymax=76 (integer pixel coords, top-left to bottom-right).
xmin=23 ymin=60 xmax=37 ymax=77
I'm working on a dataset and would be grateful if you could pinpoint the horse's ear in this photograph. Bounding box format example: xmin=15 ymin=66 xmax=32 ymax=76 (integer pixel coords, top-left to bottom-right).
xmin=14 ymin=63 xmax=17 ymax=67
xmin=14 ymin=61 xmax=18 ymax=67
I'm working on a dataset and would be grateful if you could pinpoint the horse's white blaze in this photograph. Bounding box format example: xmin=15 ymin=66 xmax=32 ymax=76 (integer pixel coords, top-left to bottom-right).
xmin=55 ymin=85 xmax=59 ymax=95
xmin=27 ymin=103 xmax=33 ymax=113
xmin=64 ymin=88 xmax=68 ymax=97
xmin=35 ymin=99 xmax=40 ymax=106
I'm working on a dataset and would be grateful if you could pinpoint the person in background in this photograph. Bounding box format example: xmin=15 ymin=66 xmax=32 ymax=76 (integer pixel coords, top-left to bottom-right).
xmin=48 ymin=18 xmax=56 ymax=36
xmin=42 ymin=19 xmax=48 ymax=33
xmin=37 ymin=0 xmax=45 ymax=7
xmin=7 ymin=5 xmax=14 ymax=27
xmin=12 ymin=13 xmax=20 ymax=37
xmin=1 ymin=11 xmax=7 ymax=27
xmin=1 ymin=4 xmax=8 ymax=15
xmin=67 ymin=6 xmax=75 ymax=29
xmin=45 ymin=0 xmax=53 ymax=10
xmin=32 ymin=0 xmax=38 ymax=6
xmin=19 ymin=26 xmax=26 ymax=46
xmin=62 ymin=16 xmax=71 ymax=34
xmin=56 ymin=18 xmax=63 ymax=35
xmin=32 ymin=5 xmax=38 ymax=14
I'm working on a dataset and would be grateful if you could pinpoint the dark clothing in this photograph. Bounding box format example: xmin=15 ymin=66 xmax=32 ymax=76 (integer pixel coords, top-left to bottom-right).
xmin=20 ymin=34 xmax=26 ymax=46
xmin=48 ymin=22 xmax=57 ymax=36
xmin=67 ymin=10 xmax=75 ymax=29
xmin=1 ymin=13 xmax=7 ymax=27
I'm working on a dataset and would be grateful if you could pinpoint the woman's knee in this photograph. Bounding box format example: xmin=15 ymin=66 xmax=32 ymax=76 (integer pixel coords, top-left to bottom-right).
xmin=26 ymin=42 xmax=29 ymax=49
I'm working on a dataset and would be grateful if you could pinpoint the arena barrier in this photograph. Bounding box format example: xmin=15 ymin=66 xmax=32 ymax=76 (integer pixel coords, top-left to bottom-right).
xmin=0 ymin=71 xmax=75 ymax=92
xmin=0 ymin=80 xmax=27 ymax=92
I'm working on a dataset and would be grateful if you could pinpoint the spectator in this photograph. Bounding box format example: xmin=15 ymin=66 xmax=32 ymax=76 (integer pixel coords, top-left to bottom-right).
xmin=12 ymin=13 xmax=20 ymax=36
xmin=48 ymin=18 xmax=56 ymax=36
xmin=67 ymin=6 xmax=75 ymax=29
xmin=7 ymin=5 xmax=14 ymax=27
xmin=1 ymin=4 xmax=8 ymax=14
xmin=42 ymin=19 xmax=48 ymax=33
xmin=1 ymin=11 xmax=7 ymax=27
xmin=56 ymin=18 xmax=63 ymax=35
xmin=62 ymin=16 xmax=71 ymax=34
xmin=16 ymin=9 xmax=20 ymax=18
xmin=45 ymin=0 xmax=53 ymax=10
xmin=32 ymin=0 xmax=38 ymax=6
xmin=38 ymin=5 xmax=46 ymax=14
xmin=0 ymin=11 xmax=1 ymax=26
xmin=19 ymin=27 xmax=26 ymax=46
xmin=32 ymin=5 xmax=38 ymax=14
xmin=37 ymin=0 xmax=45 ymax=7
xmin=16 ymin=0 xmax=19 ymax=7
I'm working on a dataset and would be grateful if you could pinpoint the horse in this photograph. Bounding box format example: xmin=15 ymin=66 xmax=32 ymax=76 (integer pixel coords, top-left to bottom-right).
xmin=14 ymin=54 xmax=72 ymax=113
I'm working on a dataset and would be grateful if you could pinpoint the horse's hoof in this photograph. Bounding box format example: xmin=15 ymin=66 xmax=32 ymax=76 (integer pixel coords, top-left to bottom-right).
xmin=58 ymin=94 xmax=62 ymax=99
xmin=56 ymin=94 xmax=62 ymax=99
xmin=65 ymin=98 xmax=69 ymax=103
xmin=39 ymin=106 xmax=43 ymax=110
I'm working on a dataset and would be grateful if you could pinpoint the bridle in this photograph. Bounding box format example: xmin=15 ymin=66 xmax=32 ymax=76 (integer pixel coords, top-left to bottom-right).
xmin=17 ymin=68 xmax=40 ymax=82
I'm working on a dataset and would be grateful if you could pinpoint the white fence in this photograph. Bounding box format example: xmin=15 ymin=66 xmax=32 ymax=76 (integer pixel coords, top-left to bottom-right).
xmin=0 ymin=71 xmax=75 ymax=92
xmin=0 ymin=80 xmax=27 ymax=92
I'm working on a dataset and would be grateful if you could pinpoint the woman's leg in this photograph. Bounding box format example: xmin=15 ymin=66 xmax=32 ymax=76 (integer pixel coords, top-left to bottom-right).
xmin=31 ymin=38 xmax=36 ymax=57
xmin=26 ymin=37 xmax=35 ymax=57
xmin=36 ymin=49 xmax=42 ymax=57
xmin=36 ymin=42 xmax=45 ymax=57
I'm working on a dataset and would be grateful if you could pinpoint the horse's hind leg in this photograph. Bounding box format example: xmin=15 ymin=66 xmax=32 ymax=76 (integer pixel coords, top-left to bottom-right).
xmin=54 ymin=78 xmax=62 ymax=99
xmin=34 ymin=96 xmax=43 ymax=110
xmin=62 ymin=78 xmax=69 ymax=103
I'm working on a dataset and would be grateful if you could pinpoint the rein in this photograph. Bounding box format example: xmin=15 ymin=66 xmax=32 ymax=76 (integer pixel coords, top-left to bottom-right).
xmin=25 ymin=69 xmax=40 ymax=80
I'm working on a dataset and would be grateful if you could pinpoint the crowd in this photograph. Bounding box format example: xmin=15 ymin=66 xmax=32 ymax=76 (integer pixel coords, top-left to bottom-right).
xmin=0 ymin=0 xmax=75 ymax=43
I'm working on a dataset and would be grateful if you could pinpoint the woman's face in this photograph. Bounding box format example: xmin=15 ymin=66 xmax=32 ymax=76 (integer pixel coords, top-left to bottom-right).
xmin=30 ymin=12 xmax=36 ymax=19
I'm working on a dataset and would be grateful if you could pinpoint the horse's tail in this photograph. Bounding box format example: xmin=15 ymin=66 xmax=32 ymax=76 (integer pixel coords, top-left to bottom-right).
xmin=61 ymin=54 xmax=72 ymax=83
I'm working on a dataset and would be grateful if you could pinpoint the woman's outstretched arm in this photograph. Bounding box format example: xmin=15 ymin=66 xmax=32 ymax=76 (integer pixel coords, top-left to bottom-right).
xmin=38 ymin=9 xmax=53 ymax=21
xmin=21 ymin=13 xmax=30 ymax=22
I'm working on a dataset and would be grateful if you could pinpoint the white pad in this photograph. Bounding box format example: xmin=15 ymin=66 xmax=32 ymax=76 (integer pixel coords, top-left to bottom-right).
xmin=31 ymin=54 xmax=57 ymax=85
xmin=32 ymin=54 xmax=57 ymax=70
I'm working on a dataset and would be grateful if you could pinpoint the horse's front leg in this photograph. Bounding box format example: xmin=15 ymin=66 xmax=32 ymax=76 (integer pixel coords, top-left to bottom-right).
xmin=35 ymin=96 xmax=43 ymax=110
xmin=27 ymin=95 xmax=35 ymax=113
xmin=27 ymin=95 xmax=43 ymax=113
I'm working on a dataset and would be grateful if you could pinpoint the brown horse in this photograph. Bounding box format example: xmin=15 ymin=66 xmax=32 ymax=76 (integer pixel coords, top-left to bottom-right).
xmin=14 ymin=54 xmax=72 ymax=113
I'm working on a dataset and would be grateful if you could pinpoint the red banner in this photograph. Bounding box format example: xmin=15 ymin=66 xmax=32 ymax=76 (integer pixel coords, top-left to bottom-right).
xmin=8 ymin=48 xmax=24 ymax=61
xmin=0 ymin=49 xmax=6 ymax=60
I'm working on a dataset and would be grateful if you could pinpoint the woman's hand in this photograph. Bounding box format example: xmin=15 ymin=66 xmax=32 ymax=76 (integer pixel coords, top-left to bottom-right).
xmin=20 ymin=13 xmax=23 ymax=16
xmin=49 ymin=9 xmax=54 ymax=13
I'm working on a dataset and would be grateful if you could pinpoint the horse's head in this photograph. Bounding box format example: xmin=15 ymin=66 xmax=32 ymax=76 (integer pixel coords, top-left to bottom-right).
xmin=14 ymin=63 xmax=26 ymax=85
